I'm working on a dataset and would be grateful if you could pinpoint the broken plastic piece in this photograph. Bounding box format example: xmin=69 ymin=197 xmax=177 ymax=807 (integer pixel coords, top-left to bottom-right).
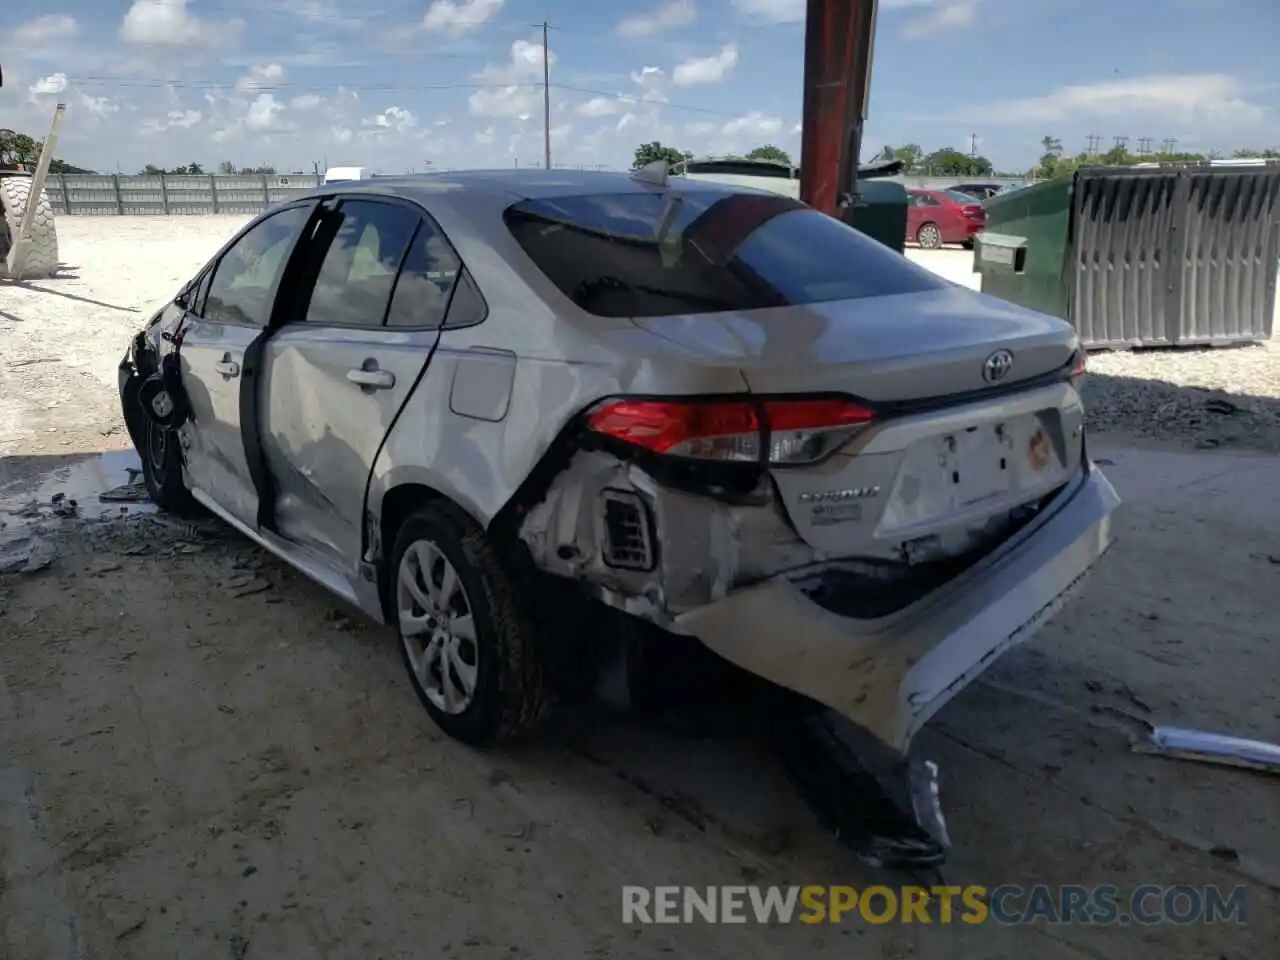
xmin=630 ymin=159 xmax=670 ymax=188
xmin=1136 ymin=725 xmax=1280 ymax=775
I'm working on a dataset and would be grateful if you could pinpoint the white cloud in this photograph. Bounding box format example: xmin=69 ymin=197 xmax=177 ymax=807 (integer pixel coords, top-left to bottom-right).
xmin=245 ymin=94 xmax=289 ymax=132
xmin=475 ymin=39 xmax=555 ymax=84
xmin=970 ymin=74 xmax=1270 ymax=127
xmin=235 ymin=64 xmax=285 ymax=94
xmin=141 ymin=109 xmax=203 ymax=135
xmin=78 ymin=93 xmax=122 ymax=118
xmin=576 ymin=97 xmax=623 ymax=118
xmin=722 ymin=110 xmax=783 ymax=138
xmin=422 ymin=0 xmax=504 ymax=35
xmin=617 ymin=0 xmax=696 ymax=38
xmin=28 ymin=73 xmax=69 ymax=100
xmin=290 ymin=93 xmax=324 ymax=110
xmin=13 ymin=14 xmax=79 ymax=45
xmin=902 ymin=0 xmax=977 ymax=39
xmin=469 ymin=86 xmax=540 ymax=119
xmin=469 ymin=38 xmax=555 ymax=118
xmin=365 ymin=106 xmax=418 ymax=134
xmin=729 ymin=0 xmax=802 ymax=24
xmin=120 ymin=0 xmax=243 ymax=47
xmin=475 ymin=126 xmax=497 ymax=144
xmin=672 ymin=44 xmax=738 ymax=87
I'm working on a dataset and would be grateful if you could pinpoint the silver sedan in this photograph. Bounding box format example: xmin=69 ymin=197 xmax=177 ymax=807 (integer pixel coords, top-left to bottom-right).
xmin=118 ymin=168 xmax=1118 ymax=764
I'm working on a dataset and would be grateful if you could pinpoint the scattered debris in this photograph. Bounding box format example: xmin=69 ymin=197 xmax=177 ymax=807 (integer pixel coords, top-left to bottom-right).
xmin=0 ymin=535 xmax=55 ymax=574
xmin=241 ymin=865 xmax=257 ymax=877
xmin=1134 ymin=725 xmax=1280 ymax=775
xmin=222 ymin=575 xmax=272 ymax=599
xmin=218 ymin=705 xmax=236 ymax=716
xmin=1204 ymin=398 xmax=1241 ymax=416
xmin=1209 ymin=845 xmax=1240 ymax=862
xmin=99 ymin=479 xmax=150 ymax=503
xmin=50 ymin=493 xmax=79 ymax=518
xmin=1117 ymin=683 xmax=1152 ymax=713
xmin=6 ymin=357 xmax=61 ymax=368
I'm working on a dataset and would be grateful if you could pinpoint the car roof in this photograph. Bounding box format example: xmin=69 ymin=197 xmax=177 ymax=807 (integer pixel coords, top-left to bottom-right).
xmin=300 ymin=168 xmax=768 ymax=203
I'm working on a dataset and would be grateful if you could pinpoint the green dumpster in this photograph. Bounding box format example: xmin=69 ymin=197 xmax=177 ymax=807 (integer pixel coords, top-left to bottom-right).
xmin=842 ymin=176 xmax=908 ymax=254
xmin=976 ymin=164 xmax=1280 ymax=348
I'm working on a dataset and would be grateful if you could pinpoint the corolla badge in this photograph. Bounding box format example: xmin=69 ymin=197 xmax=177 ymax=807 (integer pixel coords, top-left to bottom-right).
xmin=982 ymin=349 xmax=1014 ymax=383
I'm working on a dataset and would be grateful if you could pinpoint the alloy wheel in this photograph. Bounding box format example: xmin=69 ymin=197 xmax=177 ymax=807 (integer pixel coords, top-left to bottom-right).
xmin=396 ymin=539 xmax=479 ymax=715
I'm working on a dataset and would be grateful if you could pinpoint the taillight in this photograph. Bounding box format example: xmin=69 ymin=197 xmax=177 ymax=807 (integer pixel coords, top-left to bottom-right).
xmin=585 ymin=397 xmax=875 ymax=465
xmin=1070 ymin=349 xmax=1087 ymax=384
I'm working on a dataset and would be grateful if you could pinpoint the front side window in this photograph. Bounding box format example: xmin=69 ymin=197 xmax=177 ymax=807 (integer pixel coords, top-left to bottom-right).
xmin=205 ymin=205 xmax=313 ymax=327
xmin=504 ymin=190 xmax=946 ymax=318
xmin=304 ymin=199 xmax=421 ymax=328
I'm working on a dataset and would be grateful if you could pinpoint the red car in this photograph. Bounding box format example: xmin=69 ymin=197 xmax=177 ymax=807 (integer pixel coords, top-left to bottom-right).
xmin=906 ymin=188 xmax=986 ymax=249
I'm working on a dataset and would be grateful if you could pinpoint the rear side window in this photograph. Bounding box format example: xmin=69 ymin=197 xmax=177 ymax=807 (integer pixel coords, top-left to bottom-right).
xmin=504 ymin=191 xmax=945 ymax=318
xmin=385 ymin=220 xmax=464 ymax=329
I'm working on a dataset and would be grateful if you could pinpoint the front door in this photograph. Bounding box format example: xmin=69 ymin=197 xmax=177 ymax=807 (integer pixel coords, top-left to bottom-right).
xmin=259 ymin=198 xmax=463 ymax=571
xmin=180 ymin=204 xmax=315 ymax=527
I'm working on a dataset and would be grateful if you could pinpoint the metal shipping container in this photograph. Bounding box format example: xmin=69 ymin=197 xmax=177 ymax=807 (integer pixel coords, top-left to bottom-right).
xmin=976 ymin=164 xmax=1280 ymax=349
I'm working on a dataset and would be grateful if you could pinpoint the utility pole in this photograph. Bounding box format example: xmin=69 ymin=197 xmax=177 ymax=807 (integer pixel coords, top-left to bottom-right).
xmin=1162 ymin=137 xmax=1178 ymax=155
xmin=968 ymin=133 xmax=978 ymax=158
xmin=1113 ymin=135 xmax=1128 ymax=151
xmin=1137 ymin=137 xmax=1152 ymax=155
xmin=536 ymin=19 xmax=553 ymax=170
xmin=1085 ymin=134 xmax=1101 ymax=156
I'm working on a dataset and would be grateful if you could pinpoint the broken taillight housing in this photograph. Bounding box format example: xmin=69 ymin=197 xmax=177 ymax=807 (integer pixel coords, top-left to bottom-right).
xmin=585 ymin=397 xmax=875 ymax=465
xmin=1070 ymin=348 xmax=1087 ymax=384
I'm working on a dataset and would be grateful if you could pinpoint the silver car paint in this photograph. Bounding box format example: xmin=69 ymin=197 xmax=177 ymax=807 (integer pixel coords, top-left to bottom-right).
xmin=132 ymin=169 xmax=1118 ymax=760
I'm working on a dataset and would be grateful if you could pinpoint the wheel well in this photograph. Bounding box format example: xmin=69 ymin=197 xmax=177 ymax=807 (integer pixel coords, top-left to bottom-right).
xmin=376 ymin=482 xmax=445 ymax=619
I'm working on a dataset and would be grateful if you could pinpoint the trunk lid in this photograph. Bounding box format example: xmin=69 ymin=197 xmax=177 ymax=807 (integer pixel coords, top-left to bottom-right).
xmin=629 ymin=285 xmax=1076 ymax=402
xmin=630 ymin=287 xmax=1084 ymax=560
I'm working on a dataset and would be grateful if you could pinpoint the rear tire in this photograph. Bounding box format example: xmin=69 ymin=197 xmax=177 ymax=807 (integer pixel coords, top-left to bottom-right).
xmin=140 ymin=420 xmax=198 ymax=515
xmin=916 ymin=222 xmax=943 ymax=250
xmin=0 ymin=176 xmax=59 ymax=279
xmin=390 ymin=501 xmax=547 ymax=746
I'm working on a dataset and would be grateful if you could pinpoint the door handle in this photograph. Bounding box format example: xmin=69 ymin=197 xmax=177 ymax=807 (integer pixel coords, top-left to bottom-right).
xmin=347 ymin=368 xmax=395 ymax=390
xmin=214 ymin=359 xmax=240 ymax=377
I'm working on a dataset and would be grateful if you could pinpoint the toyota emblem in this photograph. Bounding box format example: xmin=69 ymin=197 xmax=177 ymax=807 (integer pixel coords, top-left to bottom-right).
xmin=982 ymin=349 xmax=1014 ymax=383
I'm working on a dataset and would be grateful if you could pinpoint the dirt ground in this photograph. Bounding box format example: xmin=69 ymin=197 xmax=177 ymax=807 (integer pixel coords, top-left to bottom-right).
xmin=1 ymin=217 xmax=1278 ymax=959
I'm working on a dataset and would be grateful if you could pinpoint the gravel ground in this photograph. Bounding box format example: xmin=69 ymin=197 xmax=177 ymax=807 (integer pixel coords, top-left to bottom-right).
xmin=1 ymin=217 xmax=1278 ymax=958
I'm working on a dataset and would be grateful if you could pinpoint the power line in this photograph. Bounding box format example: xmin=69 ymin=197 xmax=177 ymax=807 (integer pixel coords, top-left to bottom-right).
xmin=551 ymin=83 xmax=737 ymax=117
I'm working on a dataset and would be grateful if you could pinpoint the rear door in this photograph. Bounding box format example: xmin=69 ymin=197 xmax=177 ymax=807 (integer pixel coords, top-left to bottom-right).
xmin=258 ymin=196 xmax=464 ymax=570
xmin=180 ymin=203 xmax=315 ymax=527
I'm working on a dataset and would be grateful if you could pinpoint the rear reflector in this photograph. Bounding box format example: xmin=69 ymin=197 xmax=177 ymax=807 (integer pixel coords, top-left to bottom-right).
xmin=586 ymin=397 xmax=875 ymax=465
xmin=1071 ymin=349 xmax=1087 ymax=379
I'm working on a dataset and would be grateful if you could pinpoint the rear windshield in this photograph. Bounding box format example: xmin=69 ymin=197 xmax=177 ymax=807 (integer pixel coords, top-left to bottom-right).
xmin=503 ymin=191 xmax=946 ymax=318
xmin=944 ymin=189 xmax=983 ymax=204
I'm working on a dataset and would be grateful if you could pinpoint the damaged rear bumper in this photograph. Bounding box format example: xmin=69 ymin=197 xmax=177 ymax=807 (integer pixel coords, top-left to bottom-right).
xmin=675 ymin=465 xmax=1119 ymax=754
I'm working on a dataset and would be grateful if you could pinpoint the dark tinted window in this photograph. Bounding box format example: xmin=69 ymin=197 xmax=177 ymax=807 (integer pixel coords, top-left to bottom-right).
xmin=385 ymin=220 xmax=463 ymax=329
xmin=304 ymin=200 xmax=420 ymax=327
xmin=505 ymin=191 xmax=945 ymax=318
xmin=441 ymin=269 xmax=486 ymax=330
xmin=205 ymin=205 xmax=312 ymax=327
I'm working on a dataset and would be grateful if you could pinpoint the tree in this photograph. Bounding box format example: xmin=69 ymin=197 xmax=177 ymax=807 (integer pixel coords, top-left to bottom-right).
xmin=0 ymin=130 xmax=39 ymax=167
xmin=632 ymin=141 xmax=693 ymax=169
xmin=921 ymin=147 xmax=993 ymax=177
xmin=878 ymin=143 xmax=923 ymax=173
xmin=745 ymin=144 xmax=792 ymax=166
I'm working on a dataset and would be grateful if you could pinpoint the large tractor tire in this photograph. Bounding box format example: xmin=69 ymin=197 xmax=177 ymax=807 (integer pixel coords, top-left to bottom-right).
xmin=0 ymin=176 xmax=59 ymax=280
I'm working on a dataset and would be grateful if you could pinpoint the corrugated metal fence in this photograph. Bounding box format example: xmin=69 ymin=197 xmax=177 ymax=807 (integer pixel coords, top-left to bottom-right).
xmin=49 ymin=173 xmax=323 ymax=216
xmin=45 ymin=172 xmax=1035 ymax=216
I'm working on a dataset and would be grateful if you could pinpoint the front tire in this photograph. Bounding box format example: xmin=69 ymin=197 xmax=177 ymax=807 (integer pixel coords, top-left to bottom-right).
xmin=916 ymin=222 xmax=943 ymax=249
xmin=140 ymin=420 xmax=197 ymax=514
xmin=391 ymin=501 xmax=547 ymax=746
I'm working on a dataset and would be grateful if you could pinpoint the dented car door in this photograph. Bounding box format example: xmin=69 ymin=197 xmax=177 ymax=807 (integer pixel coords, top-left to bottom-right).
xmin=258 ymin=197 xmax=465 ymax=571
xmin=180 ymin=204 xmax=315 ymax=527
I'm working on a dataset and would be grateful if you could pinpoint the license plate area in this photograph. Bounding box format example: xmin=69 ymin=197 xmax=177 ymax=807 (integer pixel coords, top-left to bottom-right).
xmin=879 ymin=414 xmax=1057 ymax=537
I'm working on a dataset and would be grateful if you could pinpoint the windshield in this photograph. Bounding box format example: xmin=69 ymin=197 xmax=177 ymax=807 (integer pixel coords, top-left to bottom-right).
xmin=504 ymin=191 xmax=947 ymax=318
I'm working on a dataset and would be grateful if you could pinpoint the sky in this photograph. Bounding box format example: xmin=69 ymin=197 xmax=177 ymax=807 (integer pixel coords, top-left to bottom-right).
xmin=1 ymin=0 xmax=1277 ymax=175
